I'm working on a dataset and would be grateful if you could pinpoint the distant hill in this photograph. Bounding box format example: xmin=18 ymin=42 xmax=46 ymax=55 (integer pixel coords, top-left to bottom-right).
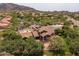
xmin=0 ymin=3 xmax=36 ymax=12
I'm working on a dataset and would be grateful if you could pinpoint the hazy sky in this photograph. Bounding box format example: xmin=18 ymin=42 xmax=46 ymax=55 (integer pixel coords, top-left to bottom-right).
xmin=17 ymin=3 xmax=79 ymax=12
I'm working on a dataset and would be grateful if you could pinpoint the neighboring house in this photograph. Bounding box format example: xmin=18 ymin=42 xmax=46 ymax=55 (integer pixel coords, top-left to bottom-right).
xmin=0 ymin=23 xmax=9 ymax=28
xmin=0 ymin=16 xmax=12 ymax=29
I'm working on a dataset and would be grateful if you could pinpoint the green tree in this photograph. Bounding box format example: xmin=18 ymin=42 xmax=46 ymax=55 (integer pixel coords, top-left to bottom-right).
xmin=49 ymin=36 xmax=67 ymax=56
xmin=0 ymin=36 xmax=43 ymax=56
xmin=55 ymin=25 xmax=79 ymax=55
xmin=3 ymin=29 xmax=22 ymax=40
xmin=69 ymin=39 xmax=79 ymax=55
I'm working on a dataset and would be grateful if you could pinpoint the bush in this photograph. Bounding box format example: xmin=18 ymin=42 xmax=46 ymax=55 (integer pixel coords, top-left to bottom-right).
xmin=49 ymin=36 xmax=67 ymax=56
xmin=0 ymin=37 xmax=43 ymax=56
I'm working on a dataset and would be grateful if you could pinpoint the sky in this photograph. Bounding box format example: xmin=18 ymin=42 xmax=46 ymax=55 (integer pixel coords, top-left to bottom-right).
xmin=17 ymin=3 xmax=79 ymax=12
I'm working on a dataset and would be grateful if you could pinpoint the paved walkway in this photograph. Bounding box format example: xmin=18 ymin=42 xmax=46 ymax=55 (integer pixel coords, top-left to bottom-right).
xmin=43 ymin=41 xmax=50 ymax=50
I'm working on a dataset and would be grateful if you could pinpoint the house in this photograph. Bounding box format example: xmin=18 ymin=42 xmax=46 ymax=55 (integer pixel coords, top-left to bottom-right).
xmin=19 ymin=25 xmax=55 ymax=40
xmin=18 ymin=24 xmax=64 ymax=41
xmin=18 ymin=25 xmax=55 ymax=41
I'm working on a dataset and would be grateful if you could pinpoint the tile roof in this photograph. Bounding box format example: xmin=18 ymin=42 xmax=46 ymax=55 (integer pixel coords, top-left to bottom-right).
xmin=19 ymin=25 xmax=55 ymax=38
xmin=39 ymin=26 xmax=54 ymax=37
xmin=32 ymin=31 xmax=39 ymax=37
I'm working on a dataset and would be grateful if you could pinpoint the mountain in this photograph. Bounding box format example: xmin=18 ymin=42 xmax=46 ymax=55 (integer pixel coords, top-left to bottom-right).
xmin=0 ymin=3 xmax=36 ymax=11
